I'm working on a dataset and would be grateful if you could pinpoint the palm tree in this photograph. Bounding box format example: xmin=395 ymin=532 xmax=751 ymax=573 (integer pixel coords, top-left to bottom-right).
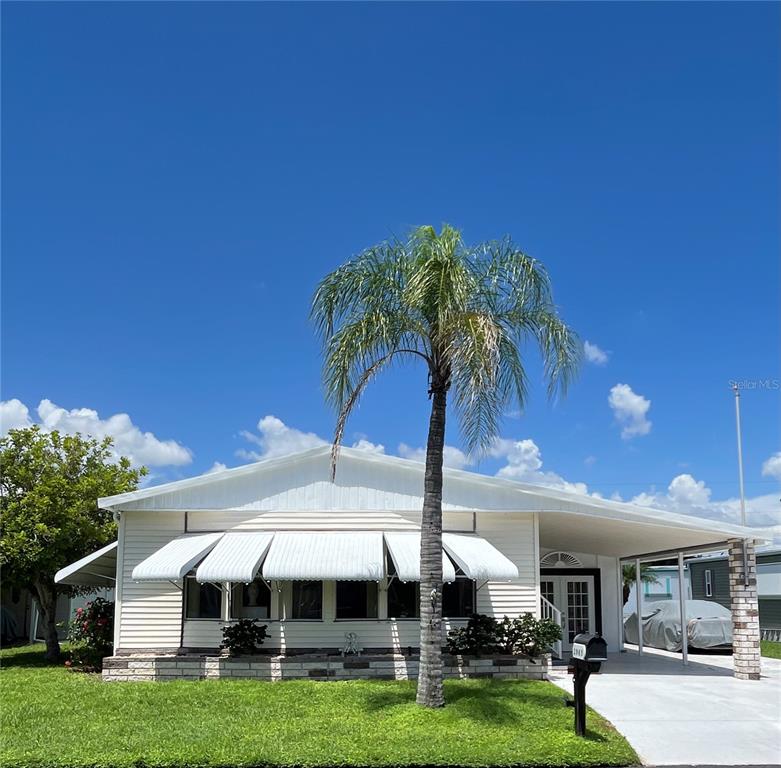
xmin=312 ymin=224 xmax=580 ymax=707
xmin=622 ymin=563 xmax=660 ymax=606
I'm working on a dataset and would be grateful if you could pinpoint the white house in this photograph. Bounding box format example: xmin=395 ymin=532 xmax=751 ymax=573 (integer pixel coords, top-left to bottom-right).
xmin=55 ymin=446 xmax=769 ymax=681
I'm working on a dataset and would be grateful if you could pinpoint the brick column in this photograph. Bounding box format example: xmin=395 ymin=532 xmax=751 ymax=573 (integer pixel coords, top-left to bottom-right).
xmin=728 ymin=538 xmax=761 ymax=680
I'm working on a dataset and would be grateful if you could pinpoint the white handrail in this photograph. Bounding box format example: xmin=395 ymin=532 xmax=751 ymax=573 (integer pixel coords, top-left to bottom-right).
xmin=540 ymin=595 xmax=563 ymax=659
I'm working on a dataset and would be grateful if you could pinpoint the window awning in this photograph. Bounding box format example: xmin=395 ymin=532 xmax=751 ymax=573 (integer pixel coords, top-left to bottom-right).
xmin=442 ymin=533 xmax=519 ymax=580
xmin=384 ymin=532 xmax=456 ymax=582
xmin=196 ymin=532 xmax=274 ymax=583
xmin=131 ymin=533 xmax=222 ymax=581
xmin=54 ymin=541 xmax=118 ymax=587
xmin=262 ymin=532 xmax=384 ymax=581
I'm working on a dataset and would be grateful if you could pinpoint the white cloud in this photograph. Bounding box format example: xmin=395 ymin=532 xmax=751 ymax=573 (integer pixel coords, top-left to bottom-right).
xmin=351 ymin=438 xmax=386 ymax=454
xmin=761 ymin=452 xmax=781 ymax=481
xmin=584 ymin=341 xmax=609 ymax=365
xmin=0 ymin=399 xmax=32 ymax=433
xmin=584 ymin=455 xmax=597 ymax=467
xmin=238 ymin=415 xmax=327 ymax=461
xmin=489 ymin=437 xmax=589 ymax=495
xmin=0 ymin=398 xmax=192 ymax=467
xmin=630 ymin=473 xmax=779 ymax=528
xmin=397 ymin=442 xmax=472 ymax=470
xmin=206 ymin=461 xmax=228 ymax=474
xmin=608 ymin=383 xmax=652 ymax=439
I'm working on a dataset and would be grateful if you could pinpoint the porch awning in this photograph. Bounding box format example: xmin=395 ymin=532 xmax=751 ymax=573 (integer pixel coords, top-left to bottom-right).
xmin=442 ymin=533 xmax=519 ymax=580
xmin=131 ymin=533 xmax=222 ymax=581
xmin=384 ymin=532 xmax=456 ymax=582
xmin=262 ymin=531 xmax=384 ymax=581
xmin=54 ymin=541 xmax=118 ymax=587
xmin=196 ymin=532 xmax=274 ymax=583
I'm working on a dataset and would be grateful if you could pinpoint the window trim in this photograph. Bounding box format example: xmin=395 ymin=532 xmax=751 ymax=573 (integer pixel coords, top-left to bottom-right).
xmin=704 ymin=569 xmax=713 ymax=598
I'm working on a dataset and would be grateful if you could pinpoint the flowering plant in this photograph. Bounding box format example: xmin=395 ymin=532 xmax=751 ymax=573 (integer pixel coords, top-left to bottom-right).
xmin=66 ymin=598 xmax=114 ymax=671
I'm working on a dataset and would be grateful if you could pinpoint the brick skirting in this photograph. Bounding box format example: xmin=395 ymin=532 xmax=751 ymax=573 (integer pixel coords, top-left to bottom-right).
xmin=102 ymin=653 xmax=550 ymax=682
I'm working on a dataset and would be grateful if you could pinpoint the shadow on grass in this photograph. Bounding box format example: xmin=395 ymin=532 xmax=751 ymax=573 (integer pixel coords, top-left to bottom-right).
xmin=361 ymin=679 xmax=566 ymax=725
xmin=0 ymin=644 xmax=63 ymax=669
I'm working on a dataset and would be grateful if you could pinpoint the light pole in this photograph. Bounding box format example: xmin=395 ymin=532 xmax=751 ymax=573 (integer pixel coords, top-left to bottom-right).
xmin=732 ymin=384 xmax=749 ymax=586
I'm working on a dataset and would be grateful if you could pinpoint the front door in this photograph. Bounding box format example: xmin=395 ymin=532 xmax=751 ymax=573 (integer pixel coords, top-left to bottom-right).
xmin=540 ymin=574 xmax=596 ymax=653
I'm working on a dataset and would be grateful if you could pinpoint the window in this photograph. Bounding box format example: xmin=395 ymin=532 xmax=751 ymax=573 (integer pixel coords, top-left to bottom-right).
xmin=335 ymin=581 xmax=378 ymax=619
xmin=704 ymin=569 xmax=713 ymax=598
xmin=443 ymin=577 xmax=476 ymax=618
xmin=387 ymin=580 xmax=419 ymax=619
xmin=185 ymin=577 xmax=221 ymax=619
xmin=231 ymin=578 xmax=272 ymax=619
xmin=291 ymin=581 xmax=322 ymax=619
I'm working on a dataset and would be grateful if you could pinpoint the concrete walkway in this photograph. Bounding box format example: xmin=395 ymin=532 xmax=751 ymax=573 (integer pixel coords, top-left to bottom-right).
xmin=548 ymin=647 xmax=781 ymax=765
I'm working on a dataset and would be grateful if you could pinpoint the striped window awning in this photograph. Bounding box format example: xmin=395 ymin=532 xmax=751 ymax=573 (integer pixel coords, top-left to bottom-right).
xmin=131 ymin=533 xmax=223 ymax=581
xmin=261 ymin=532 xmax=385 ymax=581
xmin=125 ymin=529 xmax=518 ymax=584
xmin=385 ymin=532 xmax=457 ymax=582
xmin=196 ymin=532 xmax=274 ymax=583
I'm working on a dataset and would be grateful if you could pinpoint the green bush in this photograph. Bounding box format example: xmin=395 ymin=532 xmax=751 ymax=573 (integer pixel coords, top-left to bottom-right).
xmin=65 ymin=598 xmax=114 ymax=672
xmin=446 ymin=613 xmax=561 ymax=659
xmin=220 ymin=618 xmax=268 ymax=655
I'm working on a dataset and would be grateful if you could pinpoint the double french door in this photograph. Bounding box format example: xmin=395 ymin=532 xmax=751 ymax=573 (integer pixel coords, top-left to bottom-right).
xmin=540 ymin=574 xmax=595 ymax=653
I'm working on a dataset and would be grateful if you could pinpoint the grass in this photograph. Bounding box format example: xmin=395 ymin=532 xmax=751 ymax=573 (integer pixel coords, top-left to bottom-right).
xmin=0 ymin=644 xmax=637 ymax=768
xmin=760 ymin=640 xmax=781 ymax=659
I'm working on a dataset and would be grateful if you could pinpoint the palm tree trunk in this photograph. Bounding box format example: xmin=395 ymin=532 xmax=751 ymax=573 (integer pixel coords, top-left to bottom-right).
xmin=416 ymin=381 xmax=447 ymax=707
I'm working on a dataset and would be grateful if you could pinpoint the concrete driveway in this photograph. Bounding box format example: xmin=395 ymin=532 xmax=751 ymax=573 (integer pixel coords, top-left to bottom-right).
xmin=548 ymin=647 xmax=781 ymax=765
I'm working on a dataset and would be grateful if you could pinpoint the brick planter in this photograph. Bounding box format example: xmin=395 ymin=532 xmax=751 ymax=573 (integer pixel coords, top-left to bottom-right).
xmin=102 ymin=652 xmax=550 ymax=682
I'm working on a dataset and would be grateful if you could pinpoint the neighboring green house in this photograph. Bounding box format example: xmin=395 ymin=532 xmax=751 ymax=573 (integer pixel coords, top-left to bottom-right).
xmin=689 ymin=546 xmax=781 ymax=639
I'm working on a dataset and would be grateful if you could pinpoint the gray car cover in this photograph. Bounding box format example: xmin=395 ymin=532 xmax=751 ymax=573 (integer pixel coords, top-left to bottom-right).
xmin=624 ymin=599 xmax=732 ymax=651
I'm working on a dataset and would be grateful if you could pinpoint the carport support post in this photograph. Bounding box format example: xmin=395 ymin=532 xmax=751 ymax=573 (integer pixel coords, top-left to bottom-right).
xmin=677 ymin=552 xmax=688 ymax=665
xmin=728 ymin=538 xmax=760 ymax=680
xmin=635 ymin=558 xmax=643 ymax=656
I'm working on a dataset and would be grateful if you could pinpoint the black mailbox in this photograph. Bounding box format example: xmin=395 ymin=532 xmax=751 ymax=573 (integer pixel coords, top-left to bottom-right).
xmin=572 ymin=633 xmax=608 ymax=665
xmin=567 ymin=633 xmax=607 ymax=736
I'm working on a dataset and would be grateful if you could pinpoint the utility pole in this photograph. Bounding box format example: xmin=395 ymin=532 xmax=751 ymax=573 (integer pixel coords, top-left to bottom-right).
xmin=732 ymin=384 xmax=749 ymax=586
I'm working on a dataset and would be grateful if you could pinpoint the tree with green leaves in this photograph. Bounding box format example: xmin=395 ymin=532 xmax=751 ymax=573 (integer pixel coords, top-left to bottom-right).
xmin=312 ymin=224 xmax=580 ymax=707
xmin=622 ymin=563 xmax=660 ymax=606
xmin=0 ymin=426 xmax=144 ymax=660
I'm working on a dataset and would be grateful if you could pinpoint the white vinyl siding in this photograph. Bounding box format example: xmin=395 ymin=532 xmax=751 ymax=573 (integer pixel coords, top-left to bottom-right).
xmin=120 ymin=508 xmax=536 ymax=653
xmin=117 ymin=511 xmax=185 ymax=650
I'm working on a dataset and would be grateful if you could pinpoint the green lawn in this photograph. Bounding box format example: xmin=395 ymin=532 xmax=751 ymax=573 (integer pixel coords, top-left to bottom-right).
xmin=0 ymin=644 xmax=637 ymax=768
xmin=760 ymin=640 xmax=781 ymax=659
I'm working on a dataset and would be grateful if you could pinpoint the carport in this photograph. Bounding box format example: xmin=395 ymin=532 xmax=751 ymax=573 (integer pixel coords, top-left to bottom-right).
xmin=535 ymin=491 xmax=770 ymax=679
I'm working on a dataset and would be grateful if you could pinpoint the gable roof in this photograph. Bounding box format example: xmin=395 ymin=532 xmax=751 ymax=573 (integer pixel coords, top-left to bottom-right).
xmin=99 ymin=445 xmax=771 ymax=544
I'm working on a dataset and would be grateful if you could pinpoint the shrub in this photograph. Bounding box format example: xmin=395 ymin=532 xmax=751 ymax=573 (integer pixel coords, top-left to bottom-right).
xmin=220 ymin=618 xmax=268 ymax=655
xmin=66 ymin=598 xmax=114 ymax=672
xmin=446 ymin=614 xmax=501 ymax=655
xmin=446 ymin=612 xmax=561 ymax=659
xmin=498 ymin=614 xmax=562 ymax=658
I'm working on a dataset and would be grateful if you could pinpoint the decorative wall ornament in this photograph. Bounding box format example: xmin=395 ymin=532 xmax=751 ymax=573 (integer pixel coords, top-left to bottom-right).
xmin=540 ymin=551 xmax=582 ymax=568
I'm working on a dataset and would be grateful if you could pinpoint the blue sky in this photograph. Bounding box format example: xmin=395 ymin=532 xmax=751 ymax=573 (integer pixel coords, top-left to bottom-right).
xmin=2 ymin=2 xmax=779 ymax=529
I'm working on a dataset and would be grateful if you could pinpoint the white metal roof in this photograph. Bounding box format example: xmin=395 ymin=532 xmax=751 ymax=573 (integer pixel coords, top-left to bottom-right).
xmin=54 ymin=541 xmax=118 ymax=587
xmin=442 ymin=533 xmax=519 ymax=581
xmin=196 ymin=532 xmax=274 ymax=583
xmin=262 ymin=531 xmax=384 ymax=581
xmin=385 ymin=532 xmax=457 ymax=582
xmin=131 ymin=533 xmax=222 ymax=581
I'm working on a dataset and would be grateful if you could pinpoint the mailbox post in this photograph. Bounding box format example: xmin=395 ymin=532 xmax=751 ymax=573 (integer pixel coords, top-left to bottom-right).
xmin=568 ymin=633 xmax=608 ymax=736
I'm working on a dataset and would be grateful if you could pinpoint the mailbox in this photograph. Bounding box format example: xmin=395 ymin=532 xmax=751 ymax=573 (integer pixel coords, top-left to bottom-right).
xmin=571 ymin=633 xmax=608 ymax=666
xmin=567 ymin=633 xmax=607 ymax=736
